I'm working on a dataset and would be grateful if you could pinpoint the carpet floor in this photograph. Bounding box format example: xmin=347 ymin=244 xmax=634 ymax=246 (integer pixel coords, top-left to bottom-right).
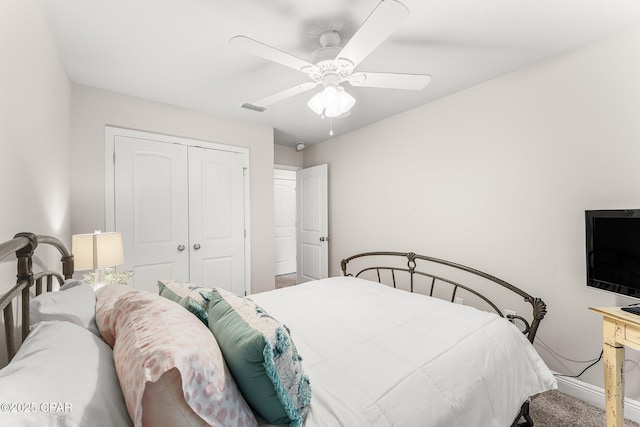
xmin=530 ymin=389 xmax=639 ymax=427
xmin=275 ymin=273 xmax=297 ymax=288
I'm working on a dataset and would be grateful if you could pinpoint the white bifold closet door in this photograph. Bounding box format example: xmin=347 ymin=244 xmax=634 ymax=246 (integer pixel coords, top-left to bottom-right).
xmin=114 ymin=136 xmax=246 ymax=295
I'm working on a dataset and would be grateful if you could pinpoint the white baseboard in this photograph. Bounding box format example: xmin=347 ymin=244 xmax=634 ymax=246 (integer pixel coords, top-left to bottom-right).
xmin=554 ymin=372 xmax=640 ymax=423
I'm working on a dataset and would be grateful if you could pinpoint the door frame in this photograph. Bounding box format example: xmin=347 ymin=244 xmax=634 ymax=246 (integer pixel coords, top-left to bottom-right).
xmin=104 ymin=126 xmax=252 ymax=294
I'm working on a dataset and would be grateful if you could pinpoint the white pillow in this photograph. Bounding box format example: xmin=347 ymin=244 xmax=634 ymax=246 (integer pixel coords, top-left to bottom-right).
xmin=0 ymin=321 xmax=131 ymax=427
xmin=29 ymin=280 xmax=100 ymax=337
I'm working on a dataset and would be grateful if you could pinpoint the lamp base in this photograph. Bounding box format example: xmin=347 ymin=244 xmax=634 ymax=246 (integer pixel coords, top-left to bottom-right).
xmin=93 ymin=268 xmax=107 ymax=291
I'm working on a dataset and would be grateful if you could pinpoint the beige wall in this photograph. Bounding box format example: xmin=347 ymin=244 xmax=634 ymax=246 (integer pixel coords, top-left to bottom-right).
xmin=274 ymin=143 xmax=303 ymax=168
xmin=304 ymin=26 xmax=640 ymax=397
xmin=70 ymin=85 xmax=275 ymax=293
xmin=0 ymin=0 xmax=71 ymax=245
xmin=0 ymin=0 xmax=71 ymax=268
xmin=0 ymin=0 xmax=71 ymax=365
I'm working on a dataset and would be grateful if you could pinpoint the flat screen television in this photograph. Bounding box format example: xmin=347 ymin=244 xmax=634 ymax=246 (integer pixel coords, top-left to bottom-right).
xmin=586 ymin=209 xmax=640 ymax=299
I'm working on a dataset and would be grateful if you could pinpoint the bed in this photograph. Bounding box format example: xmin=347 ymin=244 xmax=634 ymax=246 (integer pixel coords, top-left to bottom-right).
xmin=0 ymin=233 xmax=556 ymax=427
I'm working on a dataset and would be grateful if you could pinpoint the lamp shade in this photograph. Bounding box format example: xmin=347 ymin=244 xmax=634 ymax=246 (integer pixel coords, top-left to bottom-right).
xmin=72 ymin=231 xmax=124 ymax=271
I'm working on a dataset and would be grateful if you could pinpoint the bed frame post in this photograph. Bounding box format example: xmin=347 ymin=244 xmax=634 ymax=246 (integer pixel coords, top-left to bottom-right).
xmin=406 ymin=252 xmax=416 ymax=293
xmin=526 ymin=297 xmax=547 ymax=344
xmin=62 ymin=254 xmax=74 ymax=280
xmin=340 ymin=258 xmax=349 ymax=276
xmin=2 ymin=302 xmax=15 ymax=361
xmin=13 ymin=233 xmax=37 ymax=343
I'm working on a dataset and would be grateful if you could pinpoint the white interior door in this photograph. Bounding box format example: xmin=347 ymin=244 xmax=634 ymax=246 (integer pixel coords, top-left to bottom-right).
xmin=296 ymin=164 xmax=328 ymax=283
xmin=274 ymin=169 xmax=297 ymax=276
xmin=114 ymin=136 xmax=189 ymax=292
xmin=189 ymin=147 xmax=246 ymax=295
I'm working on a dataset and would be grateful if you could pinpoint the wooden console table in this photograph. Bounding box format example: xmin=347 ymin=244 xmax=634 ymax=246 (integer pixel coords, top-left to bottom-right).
xmin=590 ymin=307 xmax=640 ymax=427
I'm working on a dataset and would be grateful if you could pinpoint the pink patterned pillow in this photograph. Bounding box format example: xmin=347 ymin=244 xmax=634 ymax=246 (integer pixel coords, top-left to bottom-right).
xmin=95 ymin=285 xmax=137 ymax=347
xmin=96 ymin=287 xmax=257 ymax=427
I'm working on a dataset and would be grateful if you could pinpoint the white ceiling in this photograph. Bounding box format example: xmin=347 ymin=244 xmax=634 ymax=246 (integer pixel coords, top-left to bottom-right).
xmin=43 ymin=0 xmax=640 ymax=147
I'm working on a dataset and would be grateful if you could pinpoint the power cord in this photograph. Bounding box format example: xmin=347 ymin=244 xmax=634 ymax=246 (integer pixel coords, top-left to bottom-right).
xmin=537 ymin=337 xmax=601 ymax=363
xmin=537 ymin=336 xmax=640 ymax=377
xmin=553 ymin=350 xmax=603 ymax=378
xmin=536 ymin=337 xmax=602 ymax=378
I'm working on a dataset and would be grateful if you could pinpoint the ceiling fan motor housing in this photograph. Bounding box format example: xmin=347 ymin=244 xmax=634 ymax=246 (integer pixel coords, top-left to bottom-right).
xmin=310 ymin=46 xmax=341 ymax=67
xmin=307 ymin=30 xmax=354 ymax=82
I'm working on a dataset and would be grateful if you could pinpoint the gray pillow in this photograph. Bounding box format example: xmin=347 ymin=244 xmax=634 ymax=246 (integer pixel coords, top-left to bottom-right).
xmin=30 ymin=280 xmax=100 ymax=337
xmin=0 ymin=321 xmax=131 ymax=427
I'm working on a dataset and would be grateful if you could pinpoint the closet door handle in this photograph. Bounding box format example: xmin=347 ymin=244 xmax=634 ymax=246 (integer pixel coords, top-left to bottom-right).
xmin=193 ymin=243 xmax=201 ymax=250
xmin=177 ymin=244 xmax=185 ymax=252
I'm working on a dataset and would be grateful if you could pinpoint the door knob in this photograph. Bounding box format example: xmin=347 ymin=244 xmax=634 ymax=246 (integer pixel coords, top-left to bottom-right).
xmin=177 ymin=244 xmax=185 ymax=252
xmin=193 ymin=243 xmax=201 ymax=250
xmin=320 ymin=237 xmax=328 ymax=242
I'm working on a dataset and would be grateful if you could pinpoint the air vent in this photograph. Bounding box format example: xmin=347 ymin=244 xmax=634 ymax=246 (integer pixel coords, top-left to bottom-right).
xmin=241 ymin=103 xmax=267 ymax=112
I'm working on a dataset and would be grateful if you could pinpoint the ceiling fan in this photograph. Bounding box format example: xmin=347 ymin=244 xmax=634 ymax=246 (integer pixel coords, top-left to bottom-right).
xmin=230 ymin=0 xmax=431 ymax=119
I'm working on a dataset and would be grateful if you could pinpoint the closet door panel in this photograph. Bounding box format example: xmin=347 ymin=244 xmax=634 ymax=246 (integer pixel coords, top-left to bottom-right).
xmin=202 ymin=256 xmax=233 ymax=289
xmin=114 ymin=137 xmax=190 ymax=292
xmin=189 ymin=147 xmax=245 ymax=295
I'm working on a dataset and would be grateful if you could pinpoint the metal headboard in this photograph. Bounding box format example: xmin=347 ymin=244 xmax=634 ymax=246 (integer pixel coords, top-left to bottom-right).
xmin=341 ymin=251 xmax=547 ymax=344
xmin=0 ymin=233 xmax=74 ymax=361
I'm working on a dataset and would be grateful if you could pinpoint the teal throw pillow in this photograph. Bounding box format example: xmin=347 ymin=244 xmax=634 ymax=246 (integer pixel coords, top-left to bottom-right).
xmin=207 ymin=288 xmax=311 ymax=427
xmin=157 ymin=280 xmax=211 ymax=325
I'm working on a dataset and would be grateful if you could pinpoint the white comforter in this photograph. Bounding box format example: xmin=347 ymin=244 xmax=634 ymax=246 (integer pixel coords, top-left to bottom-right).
xmin=249 ymin=276 xmax=557 ymax=427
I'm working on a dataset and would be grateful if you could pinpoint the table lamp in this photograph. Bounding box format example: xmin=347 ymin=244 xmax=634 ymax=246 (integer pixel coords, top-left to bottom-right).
xmin=72 ymin=231 xmax=124 ymax=288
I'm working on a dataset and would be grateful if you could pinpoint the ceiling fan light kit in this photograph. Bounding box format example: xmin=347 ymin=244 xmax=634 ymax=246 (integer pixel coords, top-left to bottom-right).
xmin=307 ymin=78 xmax=356 ymax=118
xmin=231 ymin=0 xmax=430 ymax=131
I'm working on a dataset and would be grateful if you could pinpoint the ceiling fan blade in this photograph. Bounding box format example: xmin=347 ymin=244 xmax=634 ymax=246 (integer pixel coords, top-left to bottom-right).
xmin=230 ymin=35 xmax=318 ymax=74
xmin=348 ymin=72 xmax=431 ymax=90
xmin=244 ymin=82 xmax=319 ymax=110
xmin=336 ymin=0 xmax=409 ymax=69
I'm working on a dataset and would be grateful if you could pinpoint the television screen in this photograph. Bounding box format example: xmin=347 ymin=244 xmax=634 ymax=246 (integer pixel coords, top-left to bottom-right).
xmin=586 ymin=209 xmax=640 ymax=299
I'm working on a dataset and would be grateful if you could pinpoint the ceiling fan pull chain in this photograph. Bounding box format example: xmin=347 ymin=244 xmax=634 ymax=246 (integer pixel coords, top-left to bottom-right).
xmin=329 ymin=119 xmax=334 ymax=137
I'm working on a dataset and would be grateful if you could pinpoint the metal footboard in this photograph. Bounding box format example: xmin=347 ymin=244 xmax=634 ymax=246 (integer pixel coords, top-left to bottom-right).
xmin=341 ymin=251 xmax=547 ymax=345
